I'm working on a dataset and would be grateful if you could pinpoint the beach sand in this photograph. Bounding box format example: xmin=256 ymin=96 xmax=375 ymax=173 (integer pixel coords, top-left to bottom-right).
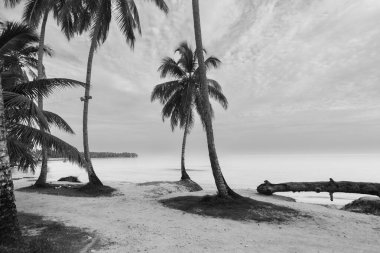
xmin=13 ymin=179 xmax=380 ymax=253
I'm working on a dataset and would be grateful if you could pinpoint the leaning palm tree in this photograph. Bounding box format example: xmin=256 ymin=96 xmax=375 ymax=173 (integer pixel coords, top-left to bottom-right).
xmin=151 ymin=42 xmax=228 ymax=181
xmin=4 ymin=0 xmax=87 ymax=186
xmin=191 ymin=0 xmax=238 ymax=198
xmin=79 ymin=0 xmax=168 ymax=186
xmin=0 ymin=20 xmax=39 ymax=245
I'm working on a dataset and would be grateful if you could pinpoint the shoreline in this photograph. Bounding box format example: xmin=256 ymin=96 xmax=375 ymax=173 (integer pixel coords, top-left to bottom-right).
xmin=12 ymin=172 xmax=371 ymax=207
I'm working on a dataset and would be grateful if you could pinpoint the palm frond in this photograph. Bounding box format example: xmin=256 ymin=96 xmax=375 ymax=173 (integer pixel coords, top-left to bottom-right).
xmin=7 ymin=137 xmax=37 ymax=172
xmin=53 ymin=0 xmax=83 ymax=39
xmin=158 ymin=57 xmax=185 ymax=78
xmin=22 ymin=0 xmax=50 ymax=27
xmin=0 ymin=22 xmax=39 ymax=57
xmin=115 ymin=0 xmax=140 ymax=48
xmin=3 ymin=0 xmax=22 ymax=7
xmin=19 ymin=44 xmax=53 ymax=57
xmin=207 ymin=78 xmax=222 ymax=91
xmin=176 ymin=42 xmax=195 ymax=73
xmin=3 ymin=91 xmax=49 ymax=130
xmin=9 ymin=124 xmax=85 ymax=167
xmin=207 ymin=85 xmax=228 ymax=110
xmin=151 ymin=80 xmax=180 ymax=103
xmin=205 ymin=56 xmax=221 ymax=70
xmin=90 ymin=0 xmax=112 ymax=48
xmin=7 ymin=78 xmax=85 ymax=99
xmin=161 ymin=90 xmax=183 ymax=130
xmin=128 ymin=0 xmax=141 ymax=33
xmin=145 ymin=0 xmax=169 ymax=14
xmin=185 ymin=108 xmax=195 ymax=132
xmin=43 ymin=110 xmax=74 ymax=134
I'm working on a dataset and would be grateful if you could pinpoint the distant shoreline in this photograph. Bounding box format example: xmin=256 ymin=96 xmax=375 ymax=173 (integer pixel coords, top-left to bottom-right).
xmin=48 ymin=152 xmax=138 ymax=160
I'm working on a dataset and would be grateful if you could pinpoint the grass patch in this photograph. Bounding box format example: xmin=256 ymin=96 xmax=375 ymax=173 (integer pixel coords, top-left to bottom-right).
xmin=0 ymin=212 xmax=98 ymax=253
xmin=17 ymin=183 xmax=117 ymax=197
xmin=343 ymin=197 xmax=380 ymax=216
xmin=161 ymin=195 xmax=305 ymax=223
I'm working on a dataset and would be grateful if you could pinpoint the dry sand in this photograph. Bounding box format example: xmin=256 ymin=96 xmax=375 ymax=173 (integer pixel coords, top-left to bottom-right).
xmin=13 ymin=179 xmax=380 ymax=253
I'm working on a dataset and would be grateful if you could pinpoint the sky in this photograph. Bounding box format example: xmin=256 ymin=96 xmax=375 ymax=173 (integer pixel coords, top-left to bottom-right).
xmin=1 ymin=0 xmax=380 ymax=156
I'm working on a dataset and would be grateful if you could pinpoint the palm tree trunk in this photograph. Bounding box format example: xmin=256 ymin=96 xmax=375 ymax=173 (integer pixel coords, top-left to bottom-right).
xmin=180 ymin=123 xmax=191 ymax=180
xmin=192 ymin=0 xmax=236 ymax=198
xmin=0 ymin=74 xmax=21 ymax=244
xmin=83 ymin=26 xmax=102 ymax=186
xmin=35 ymin=10 xmax=49 ymax=187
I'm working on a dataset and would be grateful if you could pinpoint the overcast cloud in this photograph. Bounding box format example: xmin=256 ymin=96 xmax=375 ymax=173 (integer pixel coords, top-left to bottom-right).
xmin=1 ymin=0 xmax=379 ymax=156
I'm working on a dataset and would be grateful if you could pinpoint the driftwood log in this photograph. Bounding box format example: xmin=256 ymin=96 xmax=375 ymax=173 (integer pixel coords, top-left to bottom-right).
xmin=257 ymin=179 xmax=380 ymax=201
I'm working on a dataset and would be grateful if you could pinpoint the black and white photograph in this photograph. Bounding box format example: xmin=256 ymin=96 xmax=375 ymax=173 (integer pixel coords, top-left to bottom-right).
xmin=0 ymin=0 xmax=380 ymax=252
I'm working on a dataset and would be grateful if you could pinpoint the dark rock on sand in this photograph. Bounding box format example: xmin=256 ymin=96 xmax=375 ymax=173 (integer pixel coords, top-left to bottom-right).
xmin=58 ymin=176 xmax=81 ymax=183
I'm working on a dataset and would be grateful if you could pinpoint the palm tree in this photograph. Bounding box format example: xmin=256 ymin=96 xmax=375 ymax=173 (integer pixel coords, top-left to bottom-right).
xmin=191 ymin=0 xmax=238 ymax=198
xmin=151 ymin=42 xmax=228 ymax=181
xmin=1 ymin=22 xmax=86 ymax=173
xmin=4 ymin=0 xmax=87 ymax=186
xmin=0 ymin=20 xmax=39 ymax=245
xmin=80 ymin=0 xmax=168 ymax=186
xmin=3 ymin=71 xmax=86 ymax=173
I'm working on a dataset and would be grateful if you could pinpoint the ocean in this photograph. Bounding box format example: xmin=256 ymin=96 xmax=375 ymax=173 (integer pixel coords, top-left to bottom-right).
xmin=14 ymin=153 xmax=380 ymax=206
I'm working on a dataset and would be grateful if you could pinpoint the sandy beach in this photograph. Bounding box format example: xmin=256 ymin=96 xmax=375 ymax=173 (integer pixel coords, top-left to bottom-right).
xmin=13 ymin=179 xmax=380 ymax=253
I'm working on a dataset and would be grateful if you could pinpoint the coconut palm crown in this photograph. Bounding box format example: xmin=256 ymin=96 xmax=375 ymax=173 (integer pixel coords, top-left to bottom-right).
xmin=151 ymin=41 xmax=228 ymax=180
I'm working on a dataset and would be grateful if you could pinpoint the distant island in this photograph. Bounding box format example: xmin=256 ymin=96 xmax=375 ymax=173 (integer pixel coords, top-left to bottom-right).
xmin=83 ymin=152 xmax=138 ymax=158
xmin=47 ymin=151 xmax=138 ymax=159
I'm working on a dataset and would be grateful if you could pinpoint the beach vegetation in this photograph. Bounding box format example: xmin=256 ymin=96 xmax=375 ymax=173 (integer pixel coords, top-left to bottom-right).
xmin=4 ymin=0 xmax=88 ymax=187
xmin=151 ymin=41 xmax=227 ymax=181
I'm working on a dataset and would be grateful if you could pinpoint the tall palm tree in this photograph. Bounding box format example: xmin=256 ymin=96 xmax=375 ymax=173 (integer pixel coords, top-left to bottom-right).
xmin=0 ymin=20 xmax=39 ymax=245
xmin=151 ymin=42 xmax=228 ymax=181
xmin=191 ymin=0 xmax=238 ymax=198
xmin=4 ymin=0 xmax=87 ymax=186
xmin=80 ymin=0 xmax=168 ymax=186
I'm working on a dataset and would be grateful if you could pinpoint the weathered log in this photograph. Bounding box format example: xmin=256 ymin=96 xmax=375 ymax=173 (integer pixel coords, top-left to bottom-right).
xmin=257 ymin=178 xmax=380 ymax=201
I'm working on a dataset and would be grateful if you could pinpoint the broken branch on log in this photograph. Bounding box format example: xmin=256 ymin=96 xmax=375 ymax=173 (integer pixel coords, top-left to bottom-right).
xmin=257 ymin=178 xmax=380 ymax=201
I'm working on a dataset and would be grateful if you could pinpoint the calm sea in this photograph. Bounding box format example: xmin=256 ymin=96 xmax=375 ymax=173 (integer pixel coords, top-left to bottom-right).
xmin=14 ymin=153 xmax=380 ymax=205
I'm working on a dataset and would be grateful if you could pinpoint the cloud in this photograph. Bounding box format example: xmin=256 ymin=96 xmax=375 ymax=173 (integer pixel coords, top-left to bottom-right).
xmin=1 ymin=0 xmax=379 ymax=155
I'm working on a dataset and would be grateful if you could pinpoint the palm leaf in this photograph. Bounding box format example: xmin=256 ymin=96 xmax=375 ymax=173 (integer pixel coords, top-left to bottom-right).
xmin=90 ymin=0 xmax=112 ymax=48
xmin=205 ymin=56 xmax=221 ymax=70
xmin=146 ymin=0 xmax=169 ymax=14
xmin=151 ymin=80 xmax=180 ymax=103
xmin=3 ymin=0 xmax=22 ymax=7
xmin=3 ymin=91 xmax=49 ymax=130
xmin=207 ymin=82 xmax=228 ymax=109
xmin=158 ymin=57 xmax=185 ymax=78
xmin=115 ymin=0 xmax=140 ymax=48
xmin=207 ymin=78 xmax=222 ymax=91
xmin=7 ymin=78 xmax=85 ymax=99
xmin=43 ymin=110 xmax=74 ymax=134
xmin=0 ymin=22 xmax=39 ymax=56
xmin=176 ymin=42 xmax=195 ymax=73
xmin=7 ymin=137 xmax=37 ymax=172
xmin=9 ymin=124 xmax=85 ymax=167
xmin=22 ymin=0 xmax=50 ymax=27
